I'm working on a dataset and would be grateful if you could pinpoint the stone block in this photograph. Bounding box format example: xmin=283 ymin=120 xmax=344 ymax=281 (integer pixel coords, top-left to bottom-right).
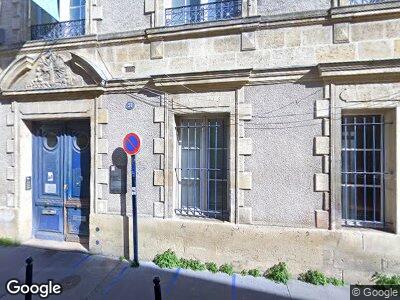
xmin=395 ymin=40 xmax=400 ymax=57
xmin=241 ymin=32 xmax=256 ymax=51
xmin=153 ymin=138 xmax=164 ymax=154
xmin=358 ymin=41 xmax=392 ymax=60
xmin=145 ymin=0 xmax=155 ymax=13
xmin=323 ymin=155 xmax=330 ymax=174
xmin=97 ymin=200 xmax=108 ymax=214
xmin=285 ymin=28 xmax=301 ymax=47
xmin=239 ymin=207 xmax=253 ymax=224
xmin=239 ymin=172 xmax=252 ymax=190
xmin=153 ymin=170 xmax=164 ymax=186
xmin=164 ymin=40 xmax=189 ymax=58
xmin=351 ymin=22 xmax=384 ymax=42
xmin=97 ymin=109 xmax=109 ymax=124
xmin=6 ymin=167 xmax=14 ymax=181
xmin=96 ymin=183 xmax=103 ymax=199
xmin=92 ymin=5 xmax=103 ymax=20
xmin=315 ymin=100 xmax=330 ymax=118
xmin=6 ymin=113 xmax=14 ymax=126
xmin=315 ymin=210 xmax=329 ymax=229
xmin=150 ymin=41 xmax=164 ymax=60
xmin=6 ymin=140 xmax=14 ymax=154
xmin=316 ymin=44 xmax=356 ymax=63
xmin=322 ymin=119 xmax=330 ymax=136
xmin=333 ymin=23 xmax=349 ymax=44
xmin=97 ymin=169 xmax=108 ymax=184
xmin=153 ymin=107 xmax=164 ymax=123
xmin=386 ymin=20 xmax=400 ymax=38
xmin=238 ymin=138 xmax=252 ymax=155
xmin=323 ymin=192 xmax=330 ymax=211
xmin=153 ymin=202 xmax=164 ymax=218
xmin=314 ymin=136 xmax=330 ymax=155
xmin=6 ymin=194 xmax=14 ymax=207
xmin=257 ymin=29 xmax=285 ymax=49
xmin=302 ymin=26 xmax=331 ymax=45
xmin=315 ymin=173 xmax=329 ymax=192
xmin=214 ymin=36 xmax=240 ymax=53
xmin=239 ymin=103 xmax=252 ymax=121
xmin=97 ymin=139 xmax=108 ymax=154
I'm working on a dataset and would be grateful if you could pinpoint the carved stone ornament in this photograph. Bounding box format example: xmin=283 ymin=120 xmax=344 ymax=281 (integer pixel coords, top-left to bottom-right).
xmin=26 ymin=52 xmax=77 ymax=89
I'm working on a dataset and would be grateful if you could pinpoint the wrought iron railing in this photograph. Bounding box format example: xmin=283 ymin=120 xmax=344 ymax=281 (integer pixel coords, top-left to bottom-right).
xmin=31 ymin=19 xmax=85 ymax=41
xmin=349 ymin=0 xmax=387 ymax=5
xmin=165 ymin=0 xmax=242 ymax=26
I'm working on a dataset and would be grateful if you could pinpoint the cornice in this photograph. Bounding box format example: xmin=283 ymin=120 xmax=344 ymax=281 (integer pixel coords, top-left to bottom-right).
xmin=318 ymin=59 xmax=400 ymax=80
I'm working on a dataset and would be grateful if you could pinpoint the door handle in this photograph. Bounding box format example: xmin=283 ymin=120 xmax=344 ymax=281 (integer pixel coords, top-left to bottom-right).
xmin=64 ymin=184 xmax=68 ymax=191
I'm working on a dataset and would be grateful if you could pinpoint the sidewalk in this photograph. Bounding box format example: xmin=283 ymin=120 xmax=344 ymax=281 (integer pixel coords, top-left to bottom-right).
xmin=0 ymin=245 xmax=349 ymax=300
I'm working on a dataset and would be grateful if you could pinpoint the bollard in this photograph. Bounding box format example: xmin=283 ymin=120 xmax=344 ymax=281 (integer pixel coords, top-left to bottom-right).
xmin=25 ymin=257 xmax=33 ymax=300
xmin=153 ymin=276 xmax=162 ymax=300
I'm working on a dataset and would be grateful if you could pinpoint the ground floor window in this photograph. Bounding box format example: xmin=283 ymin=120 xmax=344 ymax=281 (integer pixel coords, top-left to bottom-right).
xmin=341 ymin=115 xmax=385 ymax=228
xmin=176 ymin=117 xmax=228 ymax=219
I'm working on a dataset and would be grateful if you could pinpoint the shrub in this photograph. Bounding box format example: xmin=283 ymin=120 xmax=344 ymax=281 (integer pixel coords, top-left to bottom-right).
xmin=179 ymin=258 xmax=206 ymax=271
xmin=298 ymin=270 xmax=327 ymax=285
xmin=205 ymin=262 xmax=218 ymax=273
xmin=298 ymin=270 xmax=344 ymax=286
xmin=327 ymin=277 xmax=345 ymax=286
xmin=153 ymin=249 xmax=181 ymax=269
xmin=373 ymin=273 xmax=400 ymax=285
xmin=264 ymin=262 xmax=291 ymax=284
xmin=240 ymin=270 xmax=248 ymax=276
xmin=219 ymin=263 xmax=234 ymax=275
xmin=0 ymin=238 xmax=19 ymax=247
xmin=248 ymin=269 xmax=262 ymax=277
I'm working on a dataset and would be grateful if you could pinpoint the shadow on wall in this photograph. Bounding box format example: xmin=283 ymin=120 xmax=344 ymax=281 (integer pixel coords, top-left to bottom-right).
xmin=111 ymin=147 xmax=129 ymax=259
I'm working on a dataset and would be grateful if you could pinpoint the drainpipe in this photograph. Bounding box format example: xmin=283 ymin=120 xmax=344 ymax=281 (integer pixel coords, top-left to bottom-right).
xmin=163 ymin=93 xmax=169 ymax=218
xmin=235 ymin=90 xmax=239 ymax=224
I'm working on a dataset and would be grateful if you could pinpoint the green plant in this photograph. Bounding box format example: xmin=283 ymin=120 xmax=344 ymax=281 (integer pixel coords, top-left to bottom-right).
xmin=153 ymin=249 xmax=181 ymax=269
xmin=264 ymin=262 xmax=291 ymax=284
xmin=179 ymin=258 xmax=206 ymax=271
xmin=298 ymin=270 xmax=327 ymax=285
xmin=240 ymin=270 xmax=248 ymax=276
xmin=130 ymin=260 xmax=140 ymax=268
xmin=327 ymin=277 xmax=345 ymax=286
xmin=248 ymin=269 xmax=262 ymax=277
xmin=0 ymin=238 xmax=19 ymax=247
xmin=373 ymin=273 xmax=400 ymax=285
xmin=205 ymin=262 xmax=218 ymax=273
xmin=219 ymin=263 xmax=234 ymax=275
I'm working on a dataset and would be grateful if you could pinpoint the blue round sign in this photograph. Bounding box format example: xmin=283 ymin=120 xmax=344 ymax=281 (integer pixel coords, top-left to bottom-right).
xmin=123 ymin=133 xmax=141 ymax=155
xmin=125 ymin=101 xmax=135 ymax=110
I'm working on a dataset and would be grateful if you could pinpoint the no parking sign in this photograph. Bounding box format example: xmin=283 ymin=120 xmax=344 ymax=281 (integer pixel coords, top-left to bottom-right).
xmin=123 ymin=133 xmax=141 ymax=156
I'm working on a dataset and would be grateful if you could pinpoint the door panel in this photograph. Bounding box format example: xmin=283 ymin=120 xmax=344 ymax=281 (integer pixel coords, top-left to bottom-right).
xmin=33 ymin=121 xmax=90 ymax=242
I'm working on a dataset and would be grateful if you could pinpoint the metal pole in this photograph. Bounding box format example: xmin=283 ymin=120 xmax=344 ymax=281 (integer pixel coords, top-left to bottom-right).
xmin=25 ymin=257 xmax=33 ymax=300
xmin=153 ymin=277 xmax=162 ymax=300
xmin=132 ymin=155 xmax=139 ymax=265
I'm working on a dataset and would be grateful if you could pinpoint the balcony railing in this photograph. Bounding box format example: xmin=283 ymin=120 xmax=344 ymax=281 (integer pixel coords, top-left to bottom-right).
xmin=31 ymin=19 xmax=85 ymax=41
xmin=349 ymin=0 xmax=387 ymax=5
xmin=165 ymin=0 xmax=242 ymax=26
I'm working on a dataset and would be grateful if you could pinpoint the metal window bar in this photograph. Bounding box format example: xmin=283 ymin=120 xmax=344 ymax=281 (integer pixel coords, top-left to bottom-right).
xmin=31 ymin=19 xmax=85 ymax=41
xmin=341 ymin=115 xmax=385 ymax=228
xmin=176 ymin=119 xmax=228 ymax=219
xmin=349 ymin=0 xmax=387 ymax=5
xmin=165 ymin=0 xmax=242 ymax=26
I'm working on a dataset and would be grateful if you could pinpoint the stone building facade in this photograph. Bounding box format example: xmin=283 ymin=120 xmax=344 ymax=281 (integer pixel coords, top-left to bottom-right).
xmin=0 ymin=0 xmax=400 ymax=282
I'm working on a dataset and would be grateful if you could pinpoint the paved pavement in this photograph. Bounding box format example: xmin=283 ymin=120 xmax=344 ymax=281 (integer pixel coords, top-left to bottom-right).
xmin=0 ymin=246 xmax=350 ymax=300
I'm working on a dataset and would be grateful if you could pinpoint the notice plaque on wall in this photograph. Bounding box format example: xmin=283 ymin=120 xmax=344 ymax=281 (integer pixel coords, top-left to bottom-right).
xmin=109 ymin=165 xmax=127 ymax=194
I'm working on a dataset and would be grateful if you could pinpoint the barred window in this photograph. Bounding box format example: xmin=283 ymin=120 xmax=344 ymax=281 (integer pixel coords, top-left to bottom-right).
xmin=341 ymin=115 xmax=385 ymax=228
xmin=176 ymin=118 xmax=228 ymax=219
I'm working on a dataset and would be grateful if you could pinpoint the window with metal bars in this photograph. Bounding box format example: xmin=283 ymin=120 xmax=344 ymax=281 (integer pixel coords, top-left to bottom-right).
xmin=176 ymin=118 xmax=228 ymax=219
xmin=341 ymin=115 xmax=385 ymax=228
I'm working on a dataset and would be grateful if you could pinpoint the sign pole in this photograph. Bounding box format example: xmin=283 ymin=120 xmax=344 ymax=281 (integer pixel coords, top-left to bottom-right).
xmin=122 ymin=132 xmax=141 ymax=266
xmin=131 ymin=154 xmax=139 ymax=265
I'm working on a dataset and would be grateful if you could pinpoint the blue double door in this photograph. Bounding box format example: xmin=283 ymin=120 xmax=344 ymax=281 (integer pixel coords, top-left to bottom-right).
xmin=33 ymin=120 xmax=90 ymax=242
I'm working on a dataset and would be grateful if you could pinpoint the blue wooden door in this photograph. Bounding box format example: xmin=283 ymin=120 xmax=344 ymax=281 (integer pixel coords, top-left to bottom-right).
xmin=33 ymin=121 xmax=90 ymax=242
